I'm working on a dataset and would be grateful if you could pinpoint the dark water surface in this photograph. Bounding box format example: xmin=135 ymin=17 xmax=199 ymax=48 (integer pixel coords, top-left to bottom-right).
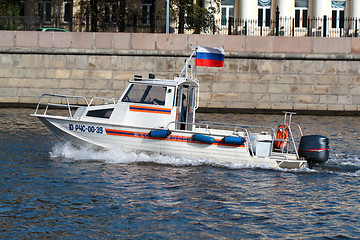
xmin=0 ymin=108 xmax=359 ymax=239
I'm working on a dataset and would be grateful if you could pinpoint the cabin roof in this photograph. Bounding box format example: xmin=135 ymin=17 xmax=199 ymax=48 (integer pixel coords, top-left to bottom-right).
xmin=129 ymin=76 xmax=198 ymax=87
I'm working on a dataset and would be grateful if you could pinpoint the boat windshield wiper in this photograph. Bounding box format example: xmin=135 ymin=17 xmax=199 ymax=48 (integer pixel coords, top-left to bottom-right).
xmin=140 ymin=85 xmax=152 ymax=103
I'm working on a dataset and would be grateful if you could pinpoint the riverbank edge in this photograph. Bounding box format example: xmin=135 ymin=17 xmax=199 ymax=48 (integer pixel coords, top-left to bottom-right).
xmin=2 ymin=103 xmax=359 ymax=116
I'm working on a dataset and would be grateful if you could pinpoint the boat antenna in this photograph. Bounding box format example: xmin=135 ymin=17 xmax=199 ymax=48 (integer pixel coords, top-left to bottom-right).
xmin=178 ymin=47 xmax=197 ymax=80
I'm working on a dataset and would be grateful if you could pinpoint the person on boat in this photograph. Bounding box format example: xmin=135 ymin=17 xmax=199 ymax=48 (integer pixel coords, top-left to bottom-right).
xmin=153 ymin=98 xmax=165 ymax=105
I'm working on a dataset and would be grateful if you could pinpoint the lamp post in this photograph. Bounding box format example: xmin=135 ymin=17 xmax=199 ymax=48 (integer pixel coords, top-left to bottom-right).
xmin=166 ymin=0 xmax=169 ymax=33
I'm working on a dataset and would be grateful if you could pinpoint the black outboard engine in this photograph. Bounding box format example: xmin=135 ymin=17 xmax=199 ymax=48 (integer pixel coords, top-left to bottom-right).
xmin=298 ymin=135 xmax=329 ymax=168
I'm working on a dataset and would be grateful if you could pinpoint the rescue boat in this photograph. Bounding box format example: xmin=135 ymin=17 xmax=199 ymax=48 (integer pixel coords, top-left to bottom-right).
xmin=31 ymin=47 xmax=329 ymax=169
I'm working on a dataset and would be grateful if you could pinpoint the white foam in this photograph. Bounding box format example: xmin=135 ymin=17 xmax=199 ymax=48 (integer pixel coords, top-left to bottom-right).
xmin=335 ymin=170 xmax=360 ymax=177
xmin=49 ymin=142 xmax=316 ymax=172
xmin=328 ymin=153 xmax=360 ymax=167
xmin=51 ymin=143 xmax=359 ymax=175
xmin=50 ymin=142 xmax=212 ymax=167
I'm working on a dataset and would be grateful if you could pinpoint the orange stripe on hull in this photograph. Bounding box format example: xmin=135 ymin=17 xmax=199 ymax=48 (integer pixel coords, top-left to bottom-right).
xmin=129 ymin=105 xmax=171 ymax=115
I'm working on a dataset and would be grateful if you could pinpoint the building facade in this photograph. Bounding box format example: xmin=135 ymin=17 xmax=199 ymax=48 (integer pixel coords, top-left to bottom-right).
xmin=3 ymin=0 xmax=360 ymax=36
xmin=220 ymin=0 xmax=360 ymax=36
xmin=16 ymin=0 xmax=168 ymax=32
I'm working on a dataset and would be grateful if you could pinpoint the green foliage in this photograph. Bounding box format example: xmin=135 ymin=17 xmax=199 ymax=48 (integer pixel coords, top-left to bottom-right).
xmin=0 ymin=0 xmax=21 ymax=30
xmin=169 ymin=0 xmax=220 ymax=33
xmin=71 ymin=0 xmax=221 ymax=33
xmin=0 ymin=0 xmax=20 ymax=16
xmin=74 ymin=0 xmax=130 ymax=32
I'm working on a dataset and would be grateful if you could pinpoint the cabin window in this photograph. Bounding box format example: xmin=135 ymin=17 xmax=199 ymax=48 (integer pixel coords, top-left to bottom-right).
xmin=122 ymin=84 xmax=166 ymax=106
xmin=86 ymin=108 xmax=114 ymax=118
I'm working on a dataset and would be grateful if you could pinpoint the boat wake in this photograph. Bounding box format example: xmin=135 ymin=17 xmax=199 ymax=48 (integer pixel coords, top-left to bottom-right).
xmin=329 ymin=153 xmax=360 ymax=167
xmin=49 ymin=142 xmax=214 ymax=167
xmin=49 ymin=142 xmax=359 ymax=176
xmin=321 ymin=154 xmax=360 ymax=176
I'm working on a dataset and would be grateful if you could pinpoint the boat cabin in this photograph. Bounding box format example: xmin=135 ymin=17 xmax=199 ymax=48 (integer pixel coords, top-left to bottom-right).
xmin=80 ymin=74 xmax=199 ymax=131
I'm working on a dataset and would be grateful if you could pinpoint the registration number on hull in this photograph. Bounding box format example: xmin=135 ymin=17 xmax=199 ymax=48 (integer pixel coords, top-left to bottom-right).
xmin=69 ymin=124 xmax=103 ymax=134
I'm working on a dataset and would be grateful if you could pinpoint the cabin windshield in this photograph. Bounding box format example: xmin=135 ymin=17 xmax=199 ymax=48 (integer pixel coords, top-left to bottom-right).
xmin=121 ymin=84 xmax=167 ymax=105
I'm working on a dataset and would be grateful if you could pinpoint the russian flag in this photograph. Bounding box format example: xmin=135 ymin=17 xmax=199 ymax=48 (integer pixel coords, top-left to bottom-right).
xmin=196 ymin=46 xmax=225 ymax=67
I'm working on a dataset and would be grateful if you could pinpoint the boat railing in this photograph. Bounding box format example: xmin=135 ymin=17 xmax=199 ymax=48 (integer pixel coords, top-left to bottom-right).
xmin=273 ymin=122 xmax=301 ymax=158
xmin=34 ymin=94 xmax=117 ymax=118
xmin=34 ymin=94 xmax=89 ymax=118
xmin=200 ymin=119 xmax=305 ymax=159
xmin=198 ymin=121 xmax=275 ymax=132
xmin=166 ymin=120 xmax=275 ymax=156
xmin=166 ymin=120 xmax=269 ymax=135
xmin=273 ymin=112 xmax=304 ymax=158
xmin=198 ymin=121 xmax=277 ymax=156
xmin=88 ymin=97 xmax=117 ymax=106
xmin=165 ymin=121 xmax=198 ymax=132
xmin=165 ymin=118 xmax=304 ymax=159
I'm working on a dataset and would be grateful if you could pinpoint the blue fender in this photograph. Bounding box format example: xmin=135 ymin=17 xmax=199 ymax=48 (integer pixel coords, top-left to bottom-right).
xmin=192 ymin=134 xmax=215 ymax=144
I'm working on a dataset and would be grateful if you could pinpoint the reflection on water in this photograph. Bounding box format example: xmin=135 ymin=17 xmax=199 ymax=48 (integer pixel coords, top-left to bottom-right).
xmin=0 ymin=108 xmax=359 ymax=239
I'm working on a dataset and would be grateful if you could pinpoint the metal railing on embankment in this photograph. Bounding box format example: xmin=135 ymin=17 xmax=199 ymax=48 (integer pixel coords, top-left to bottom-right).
xmin=1 ymin=14 xmax=359 ymax=38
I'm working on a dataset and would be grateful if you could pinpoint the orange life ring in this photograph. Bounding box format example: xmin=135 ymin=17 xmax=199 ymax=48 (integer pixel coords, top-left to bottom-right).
xmin=274 ymin=124 xmax=289 ymax=149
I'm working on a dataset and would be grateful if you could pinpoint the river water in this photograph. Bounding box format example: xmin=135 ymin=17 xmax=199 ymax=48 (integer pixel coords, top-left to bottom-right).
xmin=0 ymin=108 xmax=359 ymax=239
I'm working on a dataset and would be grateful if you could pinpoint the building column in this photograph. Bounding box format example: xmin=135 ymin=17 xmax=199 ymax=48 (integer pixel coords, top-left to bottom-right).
xmin=350 ymin=0 xmax=360 ymax=18
xmin=277 ymin=0 xmax=295 ymax=18
xmin=313 ymin=0 xmax=331 ymax=18
xmin=239 ymin=0 xmax=257 ymax=20
xmin=274 ymin=0 xmax=294 ymax=36
xmin=348 ymin=0 xmax=360 ymax=35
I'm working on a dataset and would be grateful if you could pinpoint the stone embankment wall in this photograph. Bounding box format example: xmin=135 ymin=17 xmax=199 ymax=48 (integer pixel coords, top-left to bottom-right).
xmin=0 ymin=31 xmax=360 ymax=114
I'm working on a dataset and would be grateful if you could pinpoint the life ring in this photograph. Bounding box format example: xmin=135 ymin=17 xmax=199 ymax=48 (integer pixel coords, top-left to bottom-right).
xmin=274 ymin=124 xmax=289 ymax=149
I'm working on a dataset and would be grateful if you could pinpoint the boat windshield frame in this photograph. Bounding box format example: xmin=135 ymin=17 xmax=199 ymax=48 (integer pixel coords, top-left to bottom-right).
xmin=120 ymin=83 xmax=168 ymax=106
xmin=118 ymin=77 xmax=199 ymax=104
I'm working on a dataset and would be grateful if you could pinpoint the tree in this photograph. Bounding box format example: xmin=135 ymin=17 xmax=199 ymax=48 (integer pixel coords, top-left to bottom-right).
xmin=75 ymin=0 xmax=128 ymax=32
xmin=0 ymin=0 xmax=21 ymax=30
xmin=118 ymin=0 xmax=126 ymax=32
xmin=90 ymin=0 xmax=98 ymax=31
xmin=0 ymin=0 xmax=20 ymax=16
xmin=170 ymin=0 xmax=220 ymax=34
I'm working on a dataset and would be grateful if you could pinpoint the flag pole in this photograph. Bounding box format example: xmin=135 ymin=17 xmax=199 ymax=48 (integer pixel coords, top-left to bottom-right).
xmin=178 ymin=48 xmax=196 ymax=78
xmin=195 ymin=42 xmax=198 ymax=81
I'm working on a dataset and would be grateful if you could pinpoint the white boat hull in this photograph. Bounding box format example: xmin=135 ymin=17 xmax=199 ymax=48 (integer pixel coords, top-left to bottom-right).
xmin=34 ymin=115 xmax=308 ymax=169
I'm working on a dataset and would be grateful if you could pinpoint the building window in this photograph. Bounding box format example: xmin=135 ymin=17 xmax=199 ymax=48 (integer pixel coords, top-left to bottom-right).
xmin=331 ymin=1 xmax=345 ymax=29
xmin=221 ymin=0 xmax=234 ymax=27
xmin=63 ymin=1 xmax=72 ymax=23
xmin=295 ymin=0 xmax=308 ymax=28
xmin=258 ymin=0 xmax=271 ymax=27
xmin=141 ymin=0 xmax=152 ymax=25
xmin=38 ymin=0 xmax=52 ymax=23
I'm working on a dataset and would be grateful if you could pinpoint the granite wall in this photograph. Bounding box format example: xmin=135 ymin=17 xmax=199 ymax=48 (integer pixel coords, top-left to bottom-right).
xmin=0 ymin=31 xmax=360 ymax=113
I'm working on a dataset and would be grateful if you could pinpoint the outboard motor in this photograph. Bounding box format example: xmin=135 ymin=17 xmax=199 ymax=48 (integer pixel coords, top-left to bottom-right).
xmin=298 ymin=135 xmax=329 ymax=168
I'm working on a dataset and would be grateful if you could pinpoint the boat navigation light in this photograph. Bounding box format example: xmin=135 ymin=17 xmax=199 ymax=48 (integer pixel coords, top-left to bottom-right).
xmin=134 ymin=75 xmax=142 ymax=81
